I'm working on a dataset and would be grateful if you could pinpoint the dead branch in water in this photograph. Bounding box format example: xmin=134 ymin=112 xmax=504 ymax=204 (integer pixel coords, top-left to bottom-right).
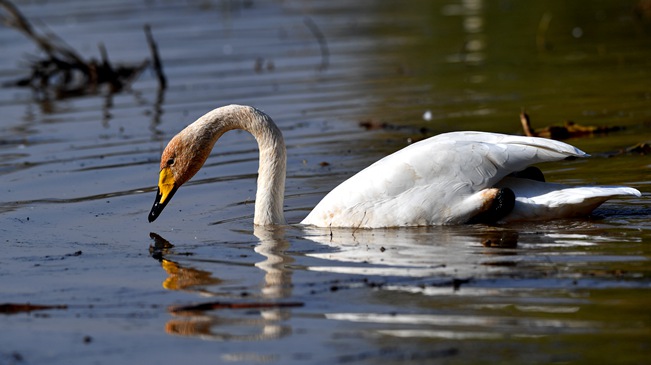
xmin=145 ymin=24 xmax=167 ymax=90
xmin=0 ymin=0 xmax=166 ymax=99
xmin=616 ymin=141 xmax=651 ymax=155
xmin=0 ymin=0 xmax=84 ymax=64
xmin=520 ymin=110 xmax=624 ymax=140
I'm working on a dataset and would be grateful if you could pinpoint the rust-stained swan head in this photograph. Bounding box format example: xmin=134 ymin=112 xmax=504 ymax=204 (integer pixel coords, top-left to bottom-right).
xmin=148 ymin=104 xmax=287 ymax=225
xmin=148 ymin=130 xmax=214 ymax=222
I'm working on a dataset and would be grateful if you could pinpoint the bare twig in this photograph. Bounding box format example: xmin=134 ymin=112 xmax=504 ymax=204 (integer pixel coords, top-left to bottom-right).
xmin=1 ymin=0 xmax=164 ymax=100
xmin=520 ymin=110 xmax=536 ymax=137
xmin=145 ymin=24 xmax=167 ymax=89
xmin=520 ymin=109 xmax=623 ymax=140
xmin=0 ymin=0 xmax=85 ymax=65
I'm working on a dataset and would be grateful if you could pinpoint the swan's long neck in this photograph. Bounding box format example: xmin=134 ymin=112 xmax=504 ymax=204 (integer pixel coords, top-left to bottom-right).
xmin=195 ymin=105 xmax=287 ymax=225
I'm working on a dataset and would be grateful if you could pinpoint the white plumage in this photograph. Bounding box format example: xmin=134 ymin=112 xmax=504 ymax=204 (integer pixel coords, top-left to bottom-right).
xmin=149 ymin=105 xmax=641 ymax=227
xmin=301 ymin=131 xmax=640 ymax=227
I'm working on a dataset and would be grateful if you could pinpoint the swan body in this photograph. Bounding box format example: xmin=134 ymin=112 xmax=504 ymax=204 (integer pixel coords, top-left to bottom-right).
xmin=148 ymin=104 xmax=641 ymax=227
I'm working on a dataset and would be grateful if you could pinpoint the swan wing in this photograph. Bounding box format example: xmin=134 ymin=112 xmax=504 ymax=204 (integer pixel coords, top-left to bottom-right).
xmin=301 ymin=131 xmax=587 ymax=227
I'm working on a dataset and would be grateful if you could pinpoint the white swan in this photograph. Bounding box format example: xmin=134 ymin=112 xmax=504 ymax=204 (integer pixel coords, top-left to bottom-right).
xmin=148 ymin=104 xmax=640 ymax=227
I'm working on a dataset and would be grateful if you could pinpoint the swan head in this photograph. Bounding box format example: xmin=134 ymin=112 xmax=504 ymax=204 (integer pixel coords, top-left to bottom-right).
xmin=148 ymin=130 xmax=213 ymax=222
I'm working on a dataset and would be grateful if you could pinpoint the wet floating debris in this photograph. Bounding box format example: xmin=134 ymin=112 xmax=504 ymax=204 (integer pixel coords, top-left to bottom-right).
xmin=307 ymin=277 xmax=387 ymax=295
xmin=359 ymin=119 xmax=431 ymax=135
xmin=622 ymin=141 xmax=651 ymax=155
xmin=359 ymin=118 xmax=433 ymax=144
xmin=149 ymin=232 xmax=175 ymax=251
xmin=452 ymin=278 xmax=470 ymax=291
xmin=148 ymin=232 xmax=194 ymax=261
xmin=481 ymin=238 xmax=517 ymax=249
xmin=169 ymin=301 xmax=303 ymax=313
xmin=43 ymin=251 xmax=83 ymax=261
xmin=598 ymin=140 xmax=651 ymax=157
xmin=0 ymin=303 xmax=67 ymax=315
xmin=481 ymin=231 xmax=519 ymax=249
xmin=520 ymin=110 xmax=624 ymax=140
xmin=13 ymin=217 xmax=29 ymax=223
xmin=0 ymin=0 xmax=166 ymax=99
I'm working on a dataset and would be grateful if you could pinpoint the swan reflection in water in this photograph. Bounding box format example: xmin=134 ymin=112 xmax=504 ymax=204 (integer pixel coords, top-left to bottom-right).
xmin=298 ymin=222 xmax=628 ymax=341
xmin=149 ymin=221 xmax=623 ymax=343
xmin=148 ymin=224 xmax=526 ymax=340
xmin=301 ymin=225 xmax=521 ymax=280
xmin=149 ymin=226 xmax=294 ymax=341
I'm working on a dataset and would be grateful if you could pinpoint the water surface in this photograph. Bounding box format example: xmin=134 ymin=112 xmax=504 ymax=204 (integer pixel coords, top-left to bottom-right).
xmin=1 ymin=0 xmax=650 ymax=364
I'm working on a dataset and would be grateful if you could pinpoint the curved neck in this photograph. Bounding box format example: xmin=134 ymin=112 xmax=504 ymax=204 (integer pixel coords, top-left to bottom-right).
xmin=198 ymin=105 xmax=287 ymax=225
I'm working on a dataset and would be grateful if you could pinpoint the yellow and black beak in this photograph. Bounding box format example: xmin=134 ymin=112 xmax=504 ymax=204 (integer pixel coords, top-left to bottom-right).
xmin=148 ymin=167 xmax=178 ymax=223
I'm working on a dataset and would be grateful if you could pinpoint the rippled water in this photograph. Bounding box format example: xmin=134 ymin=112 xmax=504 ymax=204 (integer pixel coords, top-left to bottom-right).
xmin=1 ymin=0 xmax=650 ymax=364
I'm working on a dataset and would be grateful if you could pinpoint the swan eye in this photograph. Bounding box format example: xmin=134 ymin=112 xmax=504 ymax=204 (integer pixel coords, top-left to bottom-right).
xmin=166 ymin=158 xmax=175 ymax=166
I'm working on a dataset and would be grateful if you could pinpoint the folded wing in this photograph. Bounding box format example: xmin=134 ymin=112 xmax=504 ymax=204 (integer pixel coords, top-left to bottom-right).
xmin=301 ymin=131 xmax=597 ymax=227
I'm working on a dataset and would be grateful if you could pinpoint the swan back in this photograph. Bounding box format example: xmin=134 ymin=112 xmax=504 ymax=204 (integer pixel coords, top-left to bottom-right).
xmin=301 ymin=131 xmax=588 ymax=228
